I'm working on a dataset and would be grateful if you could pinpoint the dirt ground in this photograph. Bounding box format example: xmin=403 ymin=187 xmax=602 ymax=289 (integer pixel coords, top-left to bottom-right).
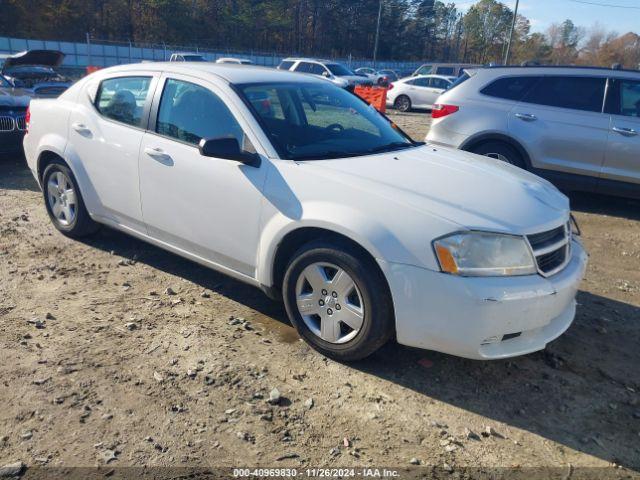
xmin=1 ymin=111 xmax=639 ymax=479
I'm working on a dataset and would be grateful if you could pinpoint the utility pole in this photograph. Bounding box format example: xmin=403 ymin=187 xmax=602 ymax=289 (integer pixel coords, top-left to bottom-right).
xmin=503 ymin=0 xmax=519 ymax=65
xmin=373 ymin=0 xmax=383 ymax=68
xmin=86 ymin=32 xmax=92 ymax=66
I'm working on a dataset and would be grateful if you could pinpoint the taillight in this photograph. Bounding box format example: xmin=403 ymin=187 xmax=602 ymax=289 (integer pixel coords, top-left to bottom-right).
xmin=25 ymin=105 xmax=30 ymax=133
xmin=431 ymin=104 xmax=459 ymax=119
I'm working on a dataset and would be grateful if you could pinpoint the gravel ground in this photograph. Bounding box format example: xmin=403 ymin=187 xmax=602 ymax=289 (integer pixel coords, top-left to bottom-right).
xmin=0 ymin=110 xmax=639 ymax=478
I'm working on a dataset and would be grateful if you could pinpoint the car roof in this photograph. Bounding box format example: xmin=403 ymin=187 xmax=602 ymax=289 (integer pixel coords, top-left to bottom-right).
xmin=473 ymin=65 xmax=640 ymax=76
xmin=281 ymin=57 xmax=337 ymax=64
xmin=92 ymin=62 xmax=326 ymax=85
xmin=417 ymin=63 xmax=478 ymax=67
xmin=411 ymin=74 xmax=455 ymax=80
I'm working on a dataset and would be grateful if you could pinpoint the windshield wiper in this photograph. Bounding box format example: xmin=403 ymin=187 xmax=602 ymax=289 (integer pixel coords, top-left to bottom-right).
xmin=294 ymin=150 xmax=362 ymax=161
xmin=364 ymin=141 xmax=416 ymax=155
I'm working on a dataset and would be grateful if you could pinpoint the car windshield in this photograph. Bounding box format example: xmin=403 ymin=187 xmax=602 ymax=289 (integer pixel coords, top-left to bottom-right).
xmin=326 ymin=64 xmax=353 ymax=76
xmin=7 ymin=66 xmax=56 ymax=74
xmin=238 ymin=81 xmax=415 ymax=160
xmin=0 ymin=75 xmax=10 ymax=87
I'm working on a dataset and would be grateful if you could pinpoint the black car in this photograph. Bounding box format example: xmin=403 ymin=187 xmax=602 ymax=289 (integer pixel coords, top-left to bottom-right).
xmin=2 ymin=50 xmax=71 ymax=98
xmin=0 ymin=74 xmax=32 ymax=154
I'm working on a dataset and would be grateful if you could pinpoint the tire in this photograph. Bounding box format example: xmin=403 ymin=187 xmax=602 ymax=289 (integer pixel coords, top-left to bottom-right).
xmin=471 ymin=141 xmax=526 ymax=169
xmin=282 ymin=240 xmax=394 ymax=361
xmin=42 ymin=159 xmax=99 ymax=238
xmin=394 ymin=95 xmax=412 ymax=112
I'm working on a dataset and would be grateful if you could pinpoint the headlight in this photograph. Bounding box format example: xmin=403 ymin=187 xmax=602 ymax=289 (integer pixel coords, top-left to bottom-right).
xmin=433 ymin=232 xmax=537 ymax=277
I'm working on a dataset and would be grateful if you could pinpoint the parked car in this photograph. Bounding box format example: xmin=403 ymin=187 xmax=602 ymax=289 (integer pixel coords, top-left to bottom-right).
xmin=413 ymin=63 xmax=479 ymax=77
xmin=355 ymin=67 xmax=381 ymax=82
xmin=355 ymin=68 xmax=399 ymax=86
xmin=0 ymin=74 xmax=31 ymax=153
xmin=24 ymin=62 xmax=587 ymax=361
xmin=278 ymin=58 xmax=372 ymax=90
xmin=387 ymin=74 xmax=455 ymax=111
xmin=169 ymin=53 xmax=207 ymax=62
xmin=377 ymin=69 xmax=399 ymax=83
xmin=427 ymin=66 xmax=640 ymax=199
xmin=1 ymin=50 xmax=71 ymax=98
xmin=216 ymin=57 xmax=252 ymax=65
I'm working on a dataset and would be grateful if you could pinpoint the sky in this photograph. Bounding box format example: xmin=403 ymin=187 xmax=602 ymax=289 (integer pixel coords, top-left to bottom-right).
xmin=456 ymin=0 xmax=640 ymax=35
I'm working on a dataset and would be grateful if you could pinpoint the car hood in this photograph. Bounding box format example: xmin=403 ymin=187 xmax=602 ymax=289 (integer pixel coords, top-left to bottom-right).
xmin=2 ymin=50 xmax=65 ymax=72
xmin=338 ymin=75 xmax=371 ymax=84
xmin=0 ymin=87 xmax=33 ymax=107
xmin=297 ymin=145 xmax=569 ymax=234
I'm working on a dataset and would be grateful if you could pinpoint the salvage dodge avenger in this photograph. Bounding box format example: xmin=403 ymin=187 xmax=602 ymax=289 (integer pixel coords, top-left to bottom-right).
xmin=23 ymin=63 xmax=588 ymax=361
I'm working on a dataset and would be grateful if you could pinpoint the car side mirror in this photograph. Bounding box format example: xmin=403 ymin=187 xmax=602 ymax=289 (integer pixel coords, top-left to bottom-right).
xmin=198 ymin=137 xmax=260 ymax=167
xmin=322 ymin=71 xmax=330 ymax=77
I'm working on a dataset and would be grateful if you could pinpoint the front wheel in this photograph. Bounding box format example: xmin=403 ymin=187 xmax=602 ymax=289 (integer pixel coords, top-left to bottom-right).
xmin=282 ymin=241 xmax=394 ymax=361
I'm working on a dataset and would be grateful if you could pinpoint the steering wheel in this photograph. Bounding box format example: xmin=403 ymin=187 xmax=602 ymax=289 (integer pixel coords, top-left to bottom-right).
xmin=324 ymin=123 xmax=344 ymax=135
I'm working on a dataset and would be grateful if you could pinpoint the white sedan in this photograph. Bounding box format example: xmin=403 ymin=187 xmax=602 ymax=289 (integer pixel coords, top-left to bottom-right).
xmin=23 ymin=63 xmax=587 ymax=361
xmin=387 ymin=74 xmax=456 ymax=111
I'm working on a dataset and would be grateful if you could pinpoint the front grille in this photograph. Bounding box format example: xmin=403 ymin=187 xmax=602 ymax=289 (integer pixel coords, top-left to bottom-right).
xmin=0 ymin=116 xmax=15 ymax=132
xmin=527 ymin=223 xmax=570 ymax=276
xmin=15 ymin=115 xmax=27 ymax=131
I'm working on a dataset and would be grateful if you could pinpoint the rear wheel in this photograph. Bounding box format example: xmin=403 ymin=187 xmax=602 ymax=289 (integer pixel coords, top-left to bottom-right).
xmin=471 ymin=141 xmax=526 ymax=169
xmin=42 ymin=160 xmax=99 ymax=237
xmin=282 ymin=240 xmax=394 ymax=361
xmin=394 ymin=95 xmax=412 ymax=112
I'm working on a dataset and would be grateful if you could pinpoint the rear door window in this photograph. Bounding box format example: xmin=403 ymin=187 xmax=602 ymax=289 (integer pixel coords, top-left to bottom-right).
xmin=522 ymin=76 xmax=606 ymax=113
xmin=413 ymin=77 xmax=430 ymax=87
xmin=610 ymin=79 xmax=640 ymax=117
xmin=294 ymin=62 xmax=313 ymax=73
xmin=436 ymin=66 xmax=455 ymax=76
xmin=430 ymin=78 xmax=450 ymax=89
xmin=481 ymin=76 xmax=540 ymax=101
xmin=95 ymin=76 xmax=152 ymax=127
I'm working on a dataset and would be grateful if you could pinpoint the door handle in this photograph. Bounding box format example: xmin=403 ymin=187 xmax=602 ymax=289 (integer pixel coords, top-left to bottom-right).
xmin=144 ymin=146 xmax=167 ymax=156
xmin=72 ymin=122 xmax=92 ymax=134
xmin=612 ymin=126 xmax=638 ymax=137
xmin=144 ymin=146 xmax=173 ymax=164
xmin=515 ymin=113 xmax=537 ymax=122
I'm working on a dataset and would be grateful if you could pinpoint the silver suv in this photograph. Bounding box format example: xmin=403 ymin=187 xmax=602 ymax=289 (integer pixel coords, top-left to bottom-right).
xmin=427 ymin=66 xmax=640 ymax=199
xmin=277 ymin=58 xmax=372 ymax=90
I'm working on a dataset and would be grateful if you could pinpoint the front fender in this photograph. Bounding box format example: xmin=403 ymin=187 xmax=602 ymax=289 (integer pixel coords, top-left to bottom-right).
xmin=255 ymin=201 xmax=435 ymax=288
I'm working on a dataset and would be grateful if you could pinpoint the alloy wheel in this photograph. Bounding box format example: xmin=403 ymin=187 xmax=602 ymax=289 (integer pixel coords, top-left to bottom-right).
xmin=47 ymin=171 xmax=77 ymax=226
xmin=395 ymin=96 xmax=411 ymax=112
xmin=295 ymin=262 xmax=365 ymax=344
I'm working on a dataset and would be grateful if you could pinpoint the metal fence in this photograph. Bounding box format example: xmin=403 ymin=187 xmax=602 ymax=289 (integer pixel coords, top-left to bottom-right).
xmin=0 ymin=35 xmax=423 ymax=75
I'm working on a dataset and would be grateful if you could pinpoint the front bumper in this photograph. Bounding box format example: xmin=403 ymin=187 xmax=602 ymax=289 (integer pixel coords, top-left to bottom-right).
xmin=379 ymin=239 xmax=588 ymax=360
xmin=0 ymin=129 xmax=26 ymax=154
